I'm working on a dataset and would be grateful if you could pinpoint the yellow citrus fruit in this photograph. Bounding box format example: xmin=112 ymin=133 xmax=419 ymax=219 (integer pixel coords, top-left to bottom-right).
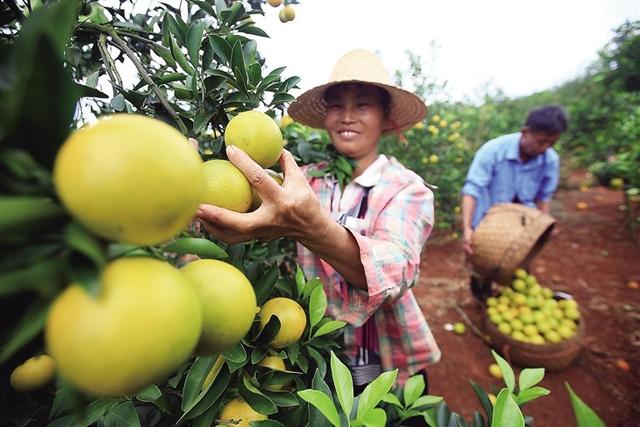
xmin=259 ymin=297 xmax=306 ymax=349
xmin=225 ymin=111 xmax=284 ymax=168
xmin=259 ymin=355 xmax=286 ymax=371
xmin=181 ymin=260 xmax=257 ymax=355
xmin=576 ymin=202 xmax=588 ymax=210
xmin=266 ymin=0 xmax=282 ymax=6
xmin=279 ymin=115 xmax=294 ymax=128
xmin=429 ymin=154 xmax=439 ymax=163
xmin=10 ymin=355 xmax=56 ymax=392
xmin=219 ymin=397 xmax=267 ymax=426
xmin=202 ymin=159 xmax=253 ymax=212
xmin=54 ymin=114 xmax=205 ymax=245
xmin=45 ymin=258 xmax=202 ymax=396
xmin=250 ymin=169 xmax=284 ymax=211
xmin=283 ymin=4 xmax=295 ymax=21
xmin=610 ymin=178 xmax=624 ymax=189
xmin=488 ymin=363 xmax=502 ymax=379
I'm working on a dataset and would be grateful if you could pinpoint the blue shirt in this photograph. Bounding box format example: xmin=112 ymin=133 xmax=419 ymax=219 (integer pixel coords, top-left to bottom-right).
xmin=461 ymin=132 xmax=559 ymax=228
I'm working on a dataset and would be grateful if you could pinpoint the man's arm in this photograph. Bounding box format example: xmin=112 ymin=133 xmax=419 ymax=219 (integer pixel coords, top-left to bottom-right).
xmin=461 ymin=194 xmax=476 ymax=255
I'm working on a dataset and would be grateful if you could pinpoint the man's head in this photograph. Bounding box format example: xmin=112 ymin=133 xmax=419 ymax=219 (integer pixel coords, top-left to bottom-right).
xmin=520 ymin=106 xmax=569 ymax=159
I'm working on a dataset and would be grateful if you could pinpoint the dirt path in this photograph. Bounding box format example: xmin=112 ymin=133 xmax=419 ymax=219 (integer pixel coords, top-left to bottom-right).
xmin=414 ymin=186 xmax=640 ymax=426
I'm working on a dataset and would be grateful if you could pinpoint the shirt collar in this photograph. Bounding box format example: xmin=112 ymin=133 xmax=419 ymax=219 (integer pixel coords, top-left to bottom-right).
xmin=353 ymin=154 xmax=388 ymax=187
xmin=506 ymin=133 xmax=522 ymax=161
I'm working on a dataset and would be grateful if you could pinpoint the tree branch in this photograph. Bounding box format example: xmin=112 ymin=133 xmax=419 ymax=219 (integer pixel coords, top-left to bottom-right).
xmin=107 ymin=30 xmax=188 ymax=134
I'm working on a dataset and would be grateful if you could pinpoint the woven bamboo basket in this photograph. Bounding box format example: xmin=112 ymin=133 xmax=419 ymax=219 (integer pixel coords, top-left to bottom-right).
xmin=485 ymin=301 xmax=584 ymax=371
xmin=470 ymin=203 xmax=556 ymax=285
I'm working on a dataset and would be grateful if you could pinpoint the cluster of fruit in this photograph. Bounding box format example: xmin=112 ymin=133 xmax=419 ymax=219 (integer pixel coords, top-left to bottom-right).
xmin=486 ymin=269 xmax=581 ymax=345
xmin=266 ymin=0 xmax=296 ymax=23
xmin=11 ymin=111 xmax=298 ymax=397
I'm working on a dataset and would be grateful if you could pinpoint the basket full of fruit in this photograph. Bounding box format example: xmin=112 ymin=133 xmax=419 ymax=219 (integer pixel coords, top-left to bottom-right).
xmin=484 ymin=269 xmax=584 ymax=371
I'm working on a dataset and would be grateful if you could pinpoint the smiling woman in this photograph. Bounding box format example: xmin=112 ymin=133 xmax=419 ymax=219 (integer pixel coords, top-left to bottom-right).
xmin=197 ymin=49 xmax=441 ymax=398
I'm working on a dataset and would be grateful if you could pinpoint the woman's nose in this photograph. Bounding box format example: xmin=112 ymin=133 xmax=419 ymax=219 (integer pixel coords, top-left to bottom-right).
xmin=340 ymin=106 xmax=356 ymax=123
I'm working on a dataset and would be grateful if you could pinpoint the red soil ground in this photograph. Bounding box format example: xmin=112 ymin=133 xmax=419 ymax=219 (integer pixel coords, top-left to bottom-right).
xmin=415 ymin=185 xmax=640 ymax=426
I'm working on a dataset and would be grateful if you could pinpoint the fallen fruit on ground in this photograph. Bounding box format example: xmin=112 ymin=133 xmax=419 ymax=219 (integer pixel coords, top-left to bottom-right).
xmin=453 ymin=322 xmax=466 ymax=335
xmin=489 ymin=363 xmax=503 ymax=379
xmin=219 ymin=397 xmax=267 ymax=426
xmin=225 ymin=111 xmax=284 ymax=168
xmin=202 ymin=159 xmax=253 ymax=212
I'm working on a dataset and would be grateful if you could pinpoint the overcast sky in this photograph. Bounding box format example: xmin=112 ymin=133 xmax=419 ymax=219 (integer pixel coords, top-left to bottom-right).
xmin=251 ymin=0 xmax=640 ymax=102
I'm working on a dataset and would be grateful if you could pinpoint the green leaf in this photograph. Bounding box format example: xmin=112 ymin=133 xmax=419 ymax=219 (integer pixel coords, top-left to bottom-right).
xmin=260 ymin=389 xmax=299 ymax=408
xmin=330 ymin=351 xmax=353 ymax=419
xmin=253 ymin=314 xmax=280 ymax=347
xmin=565 ymin=383 xmax=606 ymax=427
xmin=171 ymin=36 xmax=195 ymax=75
xmin=410 ymin=395 xmax=443 ymax=409
xmin=186 ymin=21 xmax=204 ymax=67
xmin=0 ymin=196 xmax=65 ymax=235
xmin=182 ymin=356 xmax=216 ymax=410
xmin=356 ymin=407 xmax=387 ymax=427
xmin=309 ymin=285 xmax=327 ymax=328
xmin=516 ymin=386 xmax=550 ymax=405
xmin=286 ymin=342 xmax=299 ymax=365
xmin=238 ymin=25 xmax=269 ymax=38
xmin=74 ymin=82 xmax=109 ymax=98
xmin=208 ymin=35 xmax=231 ymax=65
xmin=193 ymin=109 xmax=215 ymax=135
xmin=222 ymin=342 xmax=247 ymax=364
xmin=251 ymin=421 xmax=287 ymax=427
xmin=297 ymin=389 xmax=341 ymax=427
xmin=239 ymin=374 xmax=278 ymax=415
xmin=151 ymin=43 xmax=177 ymax=69
xmin=77 ymin=397 xmax=123 ymax=426
xmin=65 ymin=221 xmax=106 ymax=268
xmin=518 ymin=367 xmax=545 ymax=392
xmin=188 ymin=0 xmax=217 ymax=17
xmin=254 ymin=264 xmax=279 ymax=306
xmin=470 ymin=381 xmax=493 ymax=421
xmin=491 ymin=350 xmax=515 ymax=392
xmin=491 ymin=389 xmax=525 ymax=427
xmin=136 ymin=384 xmax=162 ymax=402
xmin=294 ymin=265 xmax=305 ymax=298
xmin=101 ymin=401 xmax=140 ymax=427
xmin=313 ymin=320 xmax=346 ymax=339
xmin=248 ymin=63 xmax=262 ymax=86
xmin=230 ymin=41 xmax=247 ymax=92
xmin=110 ymin=93 xmax=126 ymax=111
xmin=182 ymin=362 xmax=230 ymax=420
xmin=164 ymin=12 xmax=185 ymax=45
xmin=0 ymin=298 xmax=50 ymax=364
xmin=271 ymin=93 xmax=296 ymax=105
xmin=403 ymin=374 xmax=426 ymax=407
xmin=163 ymin=237 xmax=228 ymax=259
xmin=306 ymin=346 xmax=327 ymax=379
xmin=357 ymin=370 xmax=397 ymax=419
xmin=224 ymin=1 xmax=244 ymax=26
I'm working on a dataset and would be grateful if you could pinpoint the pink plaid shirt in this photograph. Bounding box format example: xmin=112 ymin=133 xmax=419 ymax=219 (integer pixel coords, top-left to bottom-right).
xmin=298 ymin=155 xmax=441 ymax=384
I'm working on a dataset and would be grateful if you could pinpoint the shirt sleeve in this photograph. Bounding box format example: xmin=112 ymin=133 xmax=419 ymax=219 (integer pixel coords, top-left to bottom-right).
xmin=461 ymin=144 xmax=494 ymax=200
xmin=341 ymin=180 xmax=434 ymax=326
xmin=536 ymin=151 xmax=560 ymax=201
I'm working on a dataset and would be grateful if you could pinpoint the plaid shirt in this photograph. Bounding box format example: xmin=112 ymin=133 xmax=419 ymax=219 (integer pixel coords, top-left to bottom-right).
xmin=298 ymin=155 xmax=441 ymax=384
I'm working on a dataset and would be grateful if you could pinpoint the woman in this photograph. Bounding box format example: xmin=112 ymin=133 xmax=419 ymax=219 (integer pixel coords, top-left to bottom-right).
xmin=197 ymin=49 xmax=440 ymax=389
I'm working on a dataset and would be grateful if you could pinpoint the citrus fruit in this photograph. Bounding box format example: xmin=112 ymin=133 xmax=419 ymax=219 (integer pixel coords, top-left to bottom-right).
xmin=46 ymin=258 xmax=202 ymax=396
xmin=259 ymin=297 xmax=306 ymax=349
xmin=259 ymin=355 xmax=286 ymax=371
xmin=453 ymin=322 xmax=466 ymax=335
xmin=514 ymin=268 xmax=528 ymax=279
xmin=219 ymin=397 xmax=267 ymax=426
xmin=488 ymin=363 xmax=502 ymax=379
xmin=54 ymin=114 xmax=205 ymax=245
xmin=181 ymin=259 xmax=257 ymax=354
xmin=202 ymin=159 xmax=253 ymax=212
xmin=250 ymin=169 xmax=284 ymax=210
xmin=225 ymin=111 xmax=284 ymax=168
xmin=266 ymin=0 xmax=282 ymax=7
xmin=10 ymin=355 xmax=56 ymax=392
xmin=282 ymin=4 xmax=295 ymax=21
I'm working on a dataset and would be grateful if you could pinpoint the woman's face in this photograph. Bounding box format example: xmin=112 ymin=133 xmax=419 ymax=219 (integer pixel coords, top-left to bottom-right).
xmin=323 ymin=83 xmax=388 ymax=162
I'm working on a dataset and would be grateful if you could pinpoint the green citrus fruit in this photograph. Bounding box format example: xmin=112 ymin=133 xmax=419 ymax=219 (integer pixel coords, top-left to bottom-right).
xmin=202 ymin=159 xmax=253 ymax=212
xmin=45 ymin=258 xmax=202 ymax=396
xmin=181 ymin=260 xmax=257 ymax=354
xmin=54 ymin=114 xmax=205 ymax=245
xmin=259 ymin=297 xmax=306 ymax=349
xmin=225 ymin=111 xmax=284 ymax=168
xmin=10 ymin=355 xmax=56 ymax=392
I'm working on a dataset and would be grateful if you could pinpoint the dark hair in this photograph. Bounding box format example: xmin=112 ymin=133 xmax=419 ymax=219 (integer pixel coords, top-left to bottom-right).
xmin=524 ymin=105 xmax=569 ymax=134
xmin=323 ymin=82 xmax=392 ymax=117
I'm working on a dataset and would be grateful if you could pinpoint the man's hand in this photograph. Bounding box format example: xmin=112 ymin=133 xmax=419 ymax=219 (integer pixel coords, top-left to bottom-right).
xmin=462 ymin=226 xmax=474 ymax=256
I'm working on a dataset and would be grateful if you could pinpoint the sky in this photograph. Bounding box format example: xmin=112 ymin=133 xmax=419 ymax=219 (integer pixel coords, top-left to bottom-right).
xmin=251 ymin=0 xmax=640 ymax=102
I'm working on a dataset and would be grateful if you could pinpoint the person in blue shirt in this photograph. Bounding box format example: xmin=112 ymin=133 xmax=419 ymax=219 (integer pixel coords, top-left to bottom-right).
xmin=461 ymin=105 xmax=568 ymax=300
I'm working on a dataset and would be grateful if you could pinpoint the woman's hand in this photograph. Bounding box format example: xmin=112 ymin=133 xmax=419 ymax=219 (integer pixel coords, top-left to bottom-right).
xmin=462 ymin=226 xmax=474 ymax=256
xmin=196 ymin=146 xmax=331 ymax=245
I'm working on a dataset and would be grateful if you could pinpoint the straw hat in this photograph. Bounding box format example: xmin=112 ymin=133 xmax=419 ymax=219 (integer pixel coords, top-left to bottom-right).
xmin=288 ymin=49 xmax=427 ymax=135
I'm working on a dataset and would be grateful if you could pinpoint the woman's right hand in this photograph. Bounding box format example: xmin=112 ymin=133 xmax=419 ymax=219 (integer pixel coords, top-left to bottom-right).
xmin=196 ymin=146 xmax=332 ymax=246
